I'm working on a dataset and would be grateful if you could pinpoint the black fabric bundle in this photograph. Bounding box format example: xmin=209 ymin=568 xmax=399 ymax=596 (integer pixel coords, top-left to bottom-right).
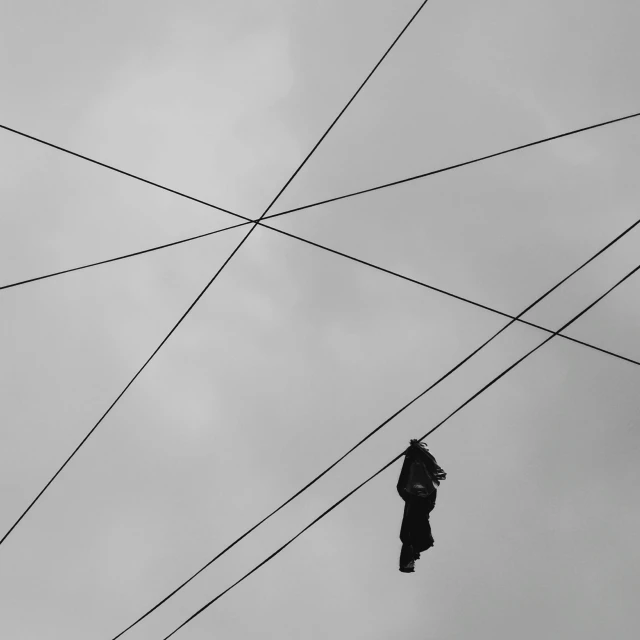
xmin=396 ymin=440 xmax=446 ymax=573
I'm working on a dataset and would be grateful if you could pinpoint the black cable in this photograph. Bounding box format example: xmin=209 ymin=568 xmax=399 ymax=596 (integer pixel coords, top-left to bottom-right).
xmin=0 ymin=221 xmax=251 ymax=292
xmin=3 ymin=109 xmax=637 ymax=237
xmin=263 ymin=111 xmax=640 ymax=221
xmin=2 ymin=0 xmax=634 ymax=619
xmin=107 ymin=211 xmax=639 ymax=640
xmin=259 ymin=0 xmax=432 ymax=217
xmin=0 ymin=222 xmax=257 ymax=548
xmin=0 ymin=124 xmax=250 ymax=223
xmin=4 ymin=213 xmax=637 ymax=370
xmin=261 ymin=220 xmax=640 ymax=369
xmin=0 ymin=0 xmax=431 ymax=550
xmin=0 ymin=0 xmax=431 ymax=229
xmin=4 ymin=128 xmax=638 ymax=555
xmin=4 ymin=109 xmax=639 ymax=297
xmin=160 ymin=259 xmax=640 ymax=640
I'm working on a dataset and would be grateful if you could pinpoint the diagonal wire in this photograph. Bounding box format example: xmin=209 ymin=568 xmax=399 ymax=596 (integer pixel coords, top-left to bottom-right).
xmin=0 ymin=221 xmax=251 ymax=292
xmin=160 ymin=259 xmax=640 ymax=640
xmin=1 ymin=210 xmax=637 ymax=372
xmin=0 ymin=124 xmax=250 ymax=223
xmin=3 ymin=211 xmax=639 ymax=389
xmin=0 ymin=0 xmax=431 ymax=550
xmin=258 ymin=0 xmax=432 ymax=217
xmin=107 ymin=209 xmax=638 ymax=640
xmin=5 ymin=213 xmax=638 ymax=370
xmin=263 ymin=111 xmax=640 ymax=220
xmin=261 ymin=220 xmax=640 ymax=369
xmin=3 ymin=110 xmax=639 ymax=296
xmin=0 ymin=0 xmax=432 ymax=229
xmin=2 ymin=112 xmax=638 ymax=236
xmin=0 ymin=222 xmax=257 ymax=549
xmin=2 ymin=212 xmax=639 ymax=371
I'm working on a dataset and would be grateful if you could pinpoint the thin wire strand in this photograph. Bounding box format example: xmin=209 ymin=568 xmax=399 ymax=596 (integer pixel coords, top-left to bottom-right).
xmin=4 ymin=109 xmax=639 ymax=296
xmin=108 ymin=211 xmax=639 ymax=640
xmin=1 ymin=111 xmax=638 ymax=233
xmin=0 ymin=221 xmax=251 ymax=292
xmin=0 ymin=124 xmax=250 ymax=223
xmin=261 ymin=220 xmax=640 ymax=369
xmin=0 ymin=0 xmax=431 ymax=551
xmin=0 ymin=0 xmax=431 ymax=229
xmin=4 ymin=214 xmax=637 ymax=370
xmin=1 ymin=3 xmax=634 ymax=626
xmin=0 ymin=222 xmax=257 ymax=548
xmin=161 ymin=259 xmax=640 ymax=640
xmin=259 ymin=0 xmax=431 ymax=218
xmin=264 ymin=111 xmax=640 ymax=220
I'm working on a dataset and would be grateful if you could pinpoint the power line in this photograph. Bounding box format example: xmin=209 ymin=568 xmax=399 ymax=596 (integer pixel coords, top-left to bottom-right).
xmin=107 ymin=208 xmax=638 ymax=640
xmin=259 ymin=0 xmax=432 ymax=217
xmin=3 ymin=125 xmax=638 ymax=554
xmin=4 ymin=210 xmax=638 ymax=370
xmin=0 ymin=124 xmax=249 ymax=223
xmin=159 ymin=259 xmax=640 ymax=640
xmin=0 ymin=221 xmax=251 ymax=292
xmin=3 ymin=109 xmax=639 ymax=298
xmin=0 ymin=224 xmax=255 ymax=548
xmin=261 ymin=220 xmax=640 ymax=369
xmin=2 ymin=144 xmax=638 ymax=370
xmin=3 ymin=112 xmax=638 ymax=238
xmin=0 ymin=0 xmax=432 ymax=230
xmin=263 ymin=111 xmax=640 ymax=220
xmin=1 ymin=1 xmax=634 ymax=625
xmin=0 ymin=0 xmax=431 ymax=549
xmin=2 ymin=5 xmax=634 ymax=638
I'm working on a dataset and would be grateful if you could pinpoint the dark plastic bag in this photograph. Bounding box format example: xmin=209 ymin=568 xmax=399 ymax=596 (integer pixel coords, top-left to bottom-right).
xmin=404 ymin=456 xmax=436 ymax=498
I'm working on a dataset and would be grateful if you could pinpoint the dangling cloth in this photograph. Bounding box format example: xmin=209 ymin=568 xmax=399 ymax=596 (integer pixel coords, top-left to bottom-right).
xmin=396 ymin=439 xmax=446 ymax=573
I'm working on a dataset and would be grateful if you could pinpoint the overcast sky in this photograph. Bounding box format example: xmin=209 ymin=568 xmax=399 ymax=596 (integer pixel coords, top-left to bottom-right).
xmin=1 ymin=1 xmax=639 ymax=638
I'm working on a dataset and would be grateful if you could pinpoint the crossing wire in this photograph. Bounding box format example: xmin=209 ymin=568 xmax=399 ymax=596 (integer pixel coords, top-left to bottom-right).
xmin=0 ymin=221 xmax=250 ymax=292
xmin=2 ymin=113 xmax=638 ymax=238
xmin=262 ymin=220 xmax=640 ymax=369
xmin=0 ymin=0 xmax=432 ymax=548
xmin=0 ymin=127 xmax=247 ymax=222
xmin=1 ymin=109 xmax=638 ymax=308
xmin=263 ymin=111 xmax=640 ymax=220
xmin=159 ymin=259 xmax=640 ymax=640
xmin=2 ymin=206 xmax=639 ymax=370
xmin=3 ymin=127 xmax=640 ymax=371
xmin=108 ymin=211 xmax=639 ymax=640
xmin=0 ymin=1 xmax=634 ymax=629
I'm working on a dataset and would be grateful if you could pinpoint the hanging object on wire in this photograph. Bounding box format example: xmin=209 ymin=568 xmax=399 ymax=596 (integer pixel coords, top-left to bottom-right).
xmin=396 ymin=439 xmax=447 ymax=573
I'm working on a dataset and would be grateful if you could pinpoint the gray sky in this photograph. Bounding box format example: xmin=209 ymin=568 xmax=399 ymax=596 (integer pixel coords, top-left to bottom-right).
xmin=1 ymin=1 xmax=639 ymax=638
